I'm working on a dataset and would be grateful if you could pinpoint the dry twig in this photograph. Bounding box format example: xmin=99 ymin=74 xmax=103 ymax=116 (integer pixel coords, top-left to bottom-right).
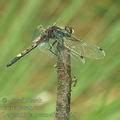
xmin=55 ymin=43 xmax=72 ymax=120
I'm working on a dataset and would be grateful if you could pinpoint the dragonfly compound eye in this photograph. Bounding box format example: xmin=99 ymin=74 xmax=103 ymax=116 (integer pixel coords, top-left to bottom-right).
xmin=65 ymin=26 xmax=74 ymax=37
xmin=65 ymin=26 xmax=74 ymax=34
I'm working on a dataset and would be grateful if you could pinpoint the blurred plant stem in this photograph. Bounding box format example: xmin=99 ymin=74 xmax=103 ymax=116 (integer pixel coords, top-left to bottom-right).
xmin=55 ymin=43 xmax=72 ymax=120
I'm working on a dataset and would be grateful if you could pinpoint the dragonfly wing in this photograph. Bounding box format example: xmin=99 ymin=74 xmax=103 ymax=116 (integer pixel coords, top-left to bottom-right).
xmin=64 ymin=37 xmax=105 ymax=60
xmin=81 ymin=42 xmax=105 ymax=59
xmin=32 ymin=25 xmax=46 ymax=43
xmin=64 ymin=38 xmax=86 ymax=63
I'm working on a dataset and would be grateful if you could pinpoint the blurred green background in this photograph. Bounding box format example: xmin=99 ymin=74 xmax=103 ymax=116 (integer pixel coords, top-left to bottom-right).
xmin=0 ymin=0 xmax=120 ymax=120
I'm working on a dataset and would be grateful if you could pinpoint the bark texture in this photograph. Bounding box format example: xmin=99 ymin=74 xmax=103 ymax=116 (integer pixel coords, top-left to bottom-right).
xmin=55 ymin=43 xmax=72 ymax=120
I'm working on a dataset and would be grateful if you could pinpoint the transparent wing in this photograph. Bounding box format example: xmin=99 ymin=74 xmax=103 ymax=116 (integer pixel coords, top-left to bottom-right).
xmin=64 ymin=36 xmax=105 ymax=60
xmin=32 ymin=25 xmax=46 ymax=43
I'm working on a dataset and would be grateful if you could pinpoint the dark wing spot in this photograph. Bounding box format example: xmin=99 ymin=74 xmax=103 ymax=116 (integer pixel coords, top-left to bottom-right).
xmin=80 ymin=56 xmax=84 ymax=59
xmin=99 ymin=48 xmax=103 ymax=51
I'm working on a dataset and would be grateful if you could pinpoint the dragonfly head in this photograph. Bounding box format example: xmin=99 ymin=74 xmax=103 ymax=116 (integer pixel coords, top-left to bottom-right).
xmin=64 ymin=26 xmax=74 ymax=37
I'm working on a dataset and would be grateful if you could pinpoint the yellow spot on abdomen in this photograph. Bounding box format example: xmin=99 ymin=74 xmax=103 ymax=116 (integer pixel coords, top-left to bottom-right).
xmin=17 ymin=53 xmax=22 ymax=57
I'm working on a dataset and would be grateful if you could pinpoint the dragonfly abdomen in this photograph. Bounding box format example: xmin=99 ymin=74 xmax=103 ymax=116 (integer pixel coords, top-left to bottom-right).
xmin=6 ymin=44 xmax=38 ymax=67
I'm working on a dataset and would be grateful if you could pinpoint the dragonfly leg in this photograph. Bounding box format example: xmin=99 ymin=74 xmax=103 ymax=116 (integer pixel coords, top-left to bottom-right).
xmin=48 ymin=40 xmax=57 ymax=55
xmin=72 ymin=74 xmax=78 ymax=87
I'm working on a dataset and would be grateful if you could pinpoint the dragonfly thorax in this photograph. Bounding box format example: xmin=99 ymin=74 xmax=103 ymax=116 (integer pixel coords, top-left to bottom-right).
xmin=46 ymin=26 xmax=74 ymax=40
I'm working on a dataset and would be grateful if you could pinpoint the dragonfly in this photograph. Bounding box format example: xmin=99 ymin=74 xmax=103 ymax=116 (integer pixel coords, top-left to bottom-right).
xmin=6 ymin=25 xmax=105 ymax=67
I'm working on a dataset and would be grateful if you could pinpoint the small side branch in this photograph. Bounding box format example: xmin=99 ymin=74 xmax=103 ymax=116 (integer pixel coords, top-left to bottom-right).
xmin=55 ymin=43 xmax=72 ymax=120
